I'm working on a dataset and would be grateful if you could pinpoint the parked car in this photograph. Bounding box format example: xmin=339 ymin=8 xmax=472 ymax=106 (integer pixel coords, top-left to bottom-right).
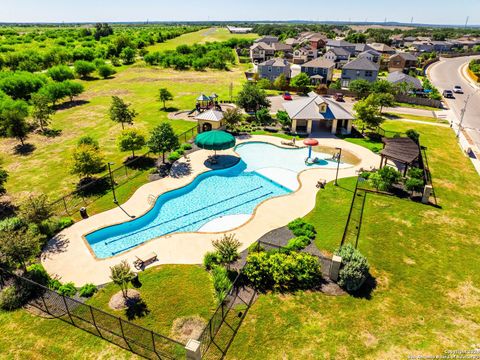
xmin=333 ymin=93 xmax=344 ymax=102
xmin=453 ymin=85 xmax=463 ymax=94
xmin=443 ymin=90 xmax=454 ymax=99
xmin=283 ymin=92 xmax=292 ymax=101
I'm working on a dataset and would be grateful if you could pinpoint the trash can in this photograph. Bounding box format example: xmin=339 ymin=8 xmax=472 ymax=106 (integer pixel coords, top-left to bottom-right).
xmin=80 ymin=207 xmax=89 ymax=219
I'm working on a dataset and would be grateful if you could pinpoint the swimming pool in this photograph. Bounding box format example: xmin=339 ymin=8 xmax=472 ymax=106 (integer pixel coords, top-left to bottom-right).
xmin=86 ymin=141 xmax=348 ymax=258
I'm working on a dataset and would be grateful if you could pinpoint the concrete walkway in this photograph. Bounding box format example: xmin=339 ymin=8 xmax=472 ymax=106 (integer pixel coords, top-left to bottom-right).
xmin=42 ymin=135 xmax=380 ymax=285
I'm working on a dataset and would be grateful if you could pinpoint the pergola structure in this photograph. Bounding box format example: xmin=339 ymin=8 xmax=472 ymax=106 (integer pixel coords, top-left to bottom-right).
xmin=380 ymin=137 xmax=420 ymax=176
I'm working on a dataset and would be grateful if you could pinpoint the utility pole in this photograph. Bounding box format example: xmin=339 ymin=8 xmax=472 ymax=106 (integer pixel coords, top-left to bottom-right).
xmin=457 ymin=90 xmax=479 ymax=138
xmin=465 ymin=16 xmax=469 ymax=29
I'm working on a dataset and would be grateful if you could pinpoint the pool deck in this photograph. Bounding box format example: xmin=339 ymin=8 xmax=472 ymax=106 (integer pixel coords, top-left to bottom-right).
xmin=42 ymin=135 xmax=381 ymax=285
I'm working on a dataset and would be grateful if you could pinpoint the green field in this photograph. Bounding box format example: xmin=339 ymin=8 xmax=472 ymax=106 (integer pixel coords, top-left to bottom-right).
xmin=147 ymin=27 xmax=258 ymax=52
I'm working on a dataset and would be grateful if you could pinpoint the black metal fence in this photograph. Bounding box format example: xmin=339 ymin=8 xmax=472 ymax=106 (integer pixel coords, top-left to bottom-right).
xmin=198 ymin=274 xmax=257 ymax=360
xmin=50 ymin=125 xmax=198 ymax=217
xmin=0 ymin=268 xmax=186 ymax=359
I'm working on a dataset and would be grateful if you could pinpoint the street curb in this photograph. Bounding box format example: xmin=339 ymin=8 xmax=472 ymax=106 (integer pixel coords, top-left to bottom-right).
xmin=460 ymin=63 xmax=480 ymax=90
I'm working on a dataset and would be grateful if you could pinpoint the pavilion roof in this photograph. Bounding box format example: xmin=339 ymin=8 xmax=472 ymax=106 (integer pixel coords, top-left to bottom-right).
xmin=381 ymin=137 xmax=420 ymax=164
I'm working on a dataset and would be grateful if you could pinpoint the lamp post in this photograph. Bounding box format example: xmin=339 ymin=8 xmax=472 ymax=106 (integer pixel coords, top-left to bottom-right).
xmin=107 ymin=162 xmax=118 ymax=204
xmin=334 ymin=147 xmax=342 ymax=186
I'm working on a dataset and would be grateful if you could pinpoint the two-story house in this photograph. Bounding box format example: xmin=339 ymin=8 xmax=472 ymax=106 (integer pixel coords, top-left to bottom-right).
xmin=257 ymin=58 xmax=291 ymax=82
xmin=368 ymin=43 xmax=396 ymax=56
xmin=341 ymin=57 xmax=379 ymax=87
xmin=326 ymin=39 xmax=356 ymax=55
xmin=354 ymin=43 xmax=374 ymax=56
xmin=388 ymin=52 xmax=418 ymax=73
xmin=358 ymin=49 xmax=381 ymax=64
xmin=250 ymin=42 xmax=275 ymax=63
xmin=300 ymin=58 xmax=335 ymax=84
xmin=292 ymin=45 xmax=318 ymax=64
xmin=254 ymin=36 xmax=279 ymax=45
xmin=323 ymin=48 xmax=350 ymax=68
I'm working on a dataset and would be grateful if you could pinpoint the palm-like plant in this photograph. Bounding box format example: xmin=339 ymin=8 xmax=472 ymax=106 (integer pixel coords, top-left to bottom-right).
xmin=110 ymin=260 xmax=135 ymax=299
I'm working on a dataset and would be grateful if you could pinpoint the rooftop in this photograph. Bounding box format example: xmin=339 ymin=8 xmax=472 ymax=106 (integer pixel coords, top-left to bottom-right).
xmin=301 ymin=57 xmax=335 ymax=69
xmin=381 ymin=137 xmax=420 ymax=164
xmin=282 ymin=93 xmax=353 ymax=121
xmin=343 ymin=57 xmax=379 ymax=71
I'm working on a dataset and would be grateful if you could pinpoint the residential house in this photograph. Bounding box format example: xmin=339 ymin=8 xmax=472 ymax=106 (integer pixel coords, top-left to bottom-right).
xmin=293 ymin=45 xmax=318 ymax=64
xmin=430 ymin=41 xmax=454 ymax=53
xmin=411 ymin=41 xmax=434 ymax=53
xmin=386 ymin=71 xmax=423 ymax=90
xmin=341 ymin=57 xmax=379 ymax=87
xmin=282 ymin=92 xmax=354 ymax=134
xmin=358 ymin=49 xmax=381 ymax=64
xmin=272 ymin=42 xmax=293 ymax=57
xmin=254 ymin=36 xmax=279 ymax=45
xmin=354 ymin=43 xmax=374 ymax=56
xmin=285 ymin=38 xmax=301 ymax=47
xmin=390 ymin=34 xmax=405 ymax=48
xmin=300 ymin=32 xmax=328 ymax=50
xmin=388 ymin=52 xmax=418 ymax=72
xmin=250 ymin=42 xmax=275 ymax=63
xmin=257 ymin=58 xmax=291 ymax=82
xmin=368 ymin=43 xmax=396 ymax=55
xmin=323 ymin=48 xmax=350 ymax=68
xmin=326 ymin=39 xmax=356 ymax=55
xmin=300 ymin=58 xmax=335 ymax=84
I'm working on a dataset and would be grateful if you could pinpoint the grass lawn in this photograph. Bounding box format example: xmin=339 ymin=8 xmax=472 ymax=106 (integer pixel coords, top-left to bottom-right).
xmin=0 ymin=265 xmax=215 ymax=359
xmin=385 ymin=112 xmax=449 ymax=124
xmin=341 ymin=136 xmax=384 ymax=153
xmin=228 ymin=121 xmax=480 ymax=359
xmin=147 ymin=27 xmax=258 ymax=52
xmin=0 ymin=62 xmax=249 ymax=204
xmin=395 ymin=102 xmax=441 ymax=111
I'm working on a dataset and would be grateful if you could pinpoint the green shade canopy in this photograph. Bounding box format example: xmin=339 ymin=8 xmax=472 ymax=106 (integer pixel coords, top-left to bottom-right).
xmin=194 ymin=130 xmax=236 ymax=151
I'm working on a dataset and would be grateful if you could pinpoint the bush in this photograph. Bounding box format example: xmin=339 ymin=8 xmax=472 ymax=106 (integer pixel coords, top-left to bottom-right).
xmin=48 ymin=278 xmax=62 ymax=291
xmin=58 ymin=282 xmax=76 ymax=297
xmin=285 ymin=236 xmax=311 ymax=251
xmin=176 ymin=148 xmax=185 ymax=156
xmin=0 ymin=217 xmax=25 ymax=232
xmin=57 ymin=217 xmax=74 ymax=230
xmin=0 ymin=285 xmax=23 ymax=311
xmin=287 ymin=218 xmax=316 ymax=240
xmin=97 ymin=64 xmax=116 ymax=79
xmin=243 ymin=251 xmax=321 ymax=291
xmin=405 ymin=178 xmax=424 ymax=193
xmin=335 ymin=244 xmax=369 ymax=292
xmin=79 ymin=283 xmax=98 ymax=298
xmin=406 ymin=129 xmax=420 ymax=143
xmin=167 ymin=151 xmax=181 ymax=162
xmin=247 ymin=241 xmax=264 ymax=253
xmin=407 ymin=167 xmax=423 ymax=180
xmin=255 ymin=108 xmax=273 ymax=125
xmin=211 ymin=266 xmax=232 ymax=302
xmin=212 ymin=234 xmax=241 ymax=266
xmin=368 ymin=167 xmax=402 ymax=191
xmin=26 ymin=263 xmax=50 ymax=286
xmin=180 ymin=142 xmax=192 ymax=151
xmin=203 ymin=251 xmax=221 ymax=270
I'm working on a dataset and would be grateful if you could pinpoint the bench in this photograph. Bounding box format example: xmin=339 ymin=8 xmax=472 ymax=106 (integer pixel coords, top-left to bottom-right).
xmin=133 ymin=252 xmax=158 ymax=270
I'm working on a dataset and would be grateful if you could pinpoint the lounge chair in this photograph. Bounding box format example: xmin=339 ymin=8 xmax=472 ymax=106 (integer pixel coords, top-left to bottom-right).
xmin=207 ymin=155 xmax=218 ymax=164
xmin=281 ymin=140 xmax=297 ymax=147
xmin=133 ymin=252 xmax=158 ymax=270
xmin=316 ymin=179 xmax=327 ymax=189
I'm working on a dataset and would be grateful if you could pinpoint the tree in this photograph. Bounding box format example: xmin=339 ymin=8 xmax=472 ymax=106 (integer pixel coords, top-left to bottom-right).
xmin=370 ymin=93 xmax=396 ymax=114
xmin=349 ymin=79 xmax=373 ymax=98
xmin=276 ymin=110 xmax=291 ymax=126
xmin=158 ymin=88 xmax=173 ymax=110
xmin=94 ymin=23 xmax=113 ymax=41
xmin=371 ymin=79 xmax=394 ymax=95
xmin=70 ymin=144 xmax=105 ymax=179
xmin=109 ymin=96 xmax=137 ymax=129
xmin=0 ymin=228 xmax=41 ymax=271
xmin=255 ymin=108 xmax=273 ymax=125
xmin=256 ymin=78 xmax=271 ymax=90
xmin=353 ymin=97 xmax=384 ymax=130
xmin=147 ymin=122 xmax=179 ymax=163
xmin=74 ymin=60 xmax=96 ymax=79
xmin=38 ymin=82 xmax=69 ymax=106
xmin=223 ymin=107 xmax=243 ymax=129
xmin=77 ymin=135 xmax=99 ymax=149
xmin=110 ymin=260 xmax=135 ymax=299
xmin=120 ymin=47 xmax=136 ymax=65
xmin=2 ymin=102 xmax=29 ymax=146
xmin=345 ymin=32 xmax=367 ymax=44
xmin=19 ymin=193 xmax=52 ymax=225
xmin=63 ymin=81 xmax=85 ymax=102
xmin=97 ymin=64 xmax=116 ymax=79
xmin=236 ymin=82 xmax=271 ymax=112
xmin=47 ymin=65 xmax=75 ymax=82
xmin=273 ymin=73 xmax=288 ymax=91
xmin=31 ymin=92 xmax=55 ymax=132
xmin=117 ymin=129 xmax=146 ymax=159
xmin=290 ymin=73 xmax=311 ymax=94
xmin=0 ymin=165 xmax=8 ymax=195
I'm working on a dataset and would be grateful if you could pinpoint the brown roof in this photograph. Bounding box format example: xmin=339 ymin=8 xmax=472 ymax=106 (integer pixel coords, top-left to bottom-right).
xmin=301 ymin=57 xmax=335 ymax=69
xmin=381 ymin=137 xmax=420 ymax=164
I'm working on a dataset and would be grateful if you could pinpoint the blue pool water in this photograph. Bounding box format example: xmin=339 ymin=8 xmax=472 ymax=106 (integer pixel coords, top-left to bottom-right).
xmin=86 ymin=141 xmax=345 ymax=258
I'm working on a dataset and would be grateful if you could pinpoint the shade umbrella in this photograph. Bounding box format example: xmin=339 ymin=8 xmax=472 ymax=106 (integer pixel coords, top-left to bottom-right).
xmin=303 ymin=138 xmax=319 ymax=159
xmin=194 ymin=130 xmax=236 ymax=156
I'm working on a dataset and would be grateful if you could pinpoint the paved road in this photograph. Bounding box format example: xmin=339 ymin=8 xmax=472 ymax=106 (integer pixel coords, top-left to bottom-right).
xmin=428 ymin=56 xmax=480 ymax=147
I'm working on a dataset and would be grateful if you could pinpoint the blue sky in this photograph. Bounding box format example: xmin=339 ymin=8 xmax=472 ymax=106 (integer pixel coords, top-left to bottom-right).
xmin=1 ymin=0 xmax=479 ymax=25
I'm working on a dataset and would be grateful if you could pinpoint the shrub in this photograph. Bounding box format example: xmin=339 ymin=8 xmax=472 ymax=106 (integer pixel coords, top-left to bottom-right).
xmin=79 ymin=283 xmax=98 ymax=298
xmin=285 ymin=236 xmax=311 ymax=251
xmin=180 ymin=142 xmax=192 ymax=151
xmin=212 ymin=234 xmax=241 ymax=266
xmin=405 ymin=178 xmax=424 ymax=193
xmin=0 ymin=285 xmax=23 ymax=311
xmin=57 ymin=217 xmax=74 ymax=230
xmin=368 ymin=167 xmax=402 ymax=191
xmin=243 ymin=251 xmax=321 ymax=291
xmin=255 ymin=108 xmax=273 ymax=125
xmin=287 ymin=218 xmax=316 ymax=240
xmin=335 ymin=244 xmax=369 ymax=292
xmin=211 ymin=266 xmax=232 ymax=302
xmin=97 ymin=64 xmax=116 ymax=79
xmin=406 ymin=129 xmax=420 ymax=143
xmin=247 ymin=242 xmax=264 ymax=253
xmin=407 ymin=167 xmax=424 ymax=180
xmin=58 ymin=282 xmax=76 ymax=297
xmin=203 ymin=251 xmax=221 ymax=270
xmin=176 ymin=148 xmax=185 ymax=156
xmin=48 ymin=278 xmax=62 ymax=291
xmin=26 ymin=263 xmax=50 ymax=286
xmin=168 ymin=151 xmax=181 ymax=162
xmin=0 ymin=217 xmax=25 ymax=232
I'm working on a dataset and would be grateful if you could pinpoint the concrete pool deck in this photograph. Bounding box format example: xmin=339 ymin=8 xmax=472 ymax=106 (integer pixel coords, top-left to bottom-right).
xmin=42 ymin=135 xmax=380 ymax=285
